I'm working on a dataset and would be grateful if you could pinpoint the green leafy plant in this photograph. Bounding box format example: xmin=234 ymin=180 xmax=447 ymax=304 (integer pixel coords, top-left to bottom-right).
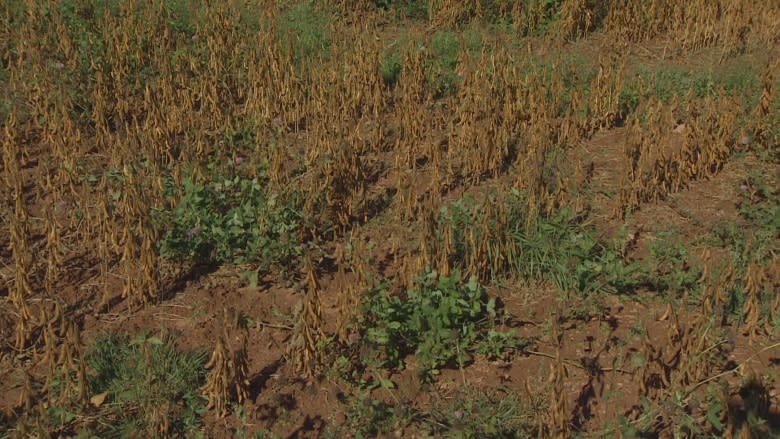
xmin=438 ymin=189 xmax=642 ymax=296
xmin=425 ymin=385 xmax=545 ymax=438
xmin=360 ymin=271 xmax=499 ymax=379
xmin=426 ymin=29 xmax=462 ymax=96
xmin=646 ymin=228 xmax=702 ymax=295
xmin=334 ymin=395 xmax=411 ymax=439
xmin=155 ymin=171 xmax=308 ymax=274
xmin=46 ymin=331 xmax=208 ymax=438
xmin=278 ymin=0 xmax=332 ymax=68
xmin=574 ymin=229 xmax=645 ymax=295
xmin=475 ymin=328 xmax=522 ymax=360
xmin=738 ymin=170 xmax=780 ymax=231
xmin=623 ymin=61 xmax=761 ymax=106
xmin=380 ymin=51 xmax=403 ymax=87
xmin=609 ymin=377 xmax=780 ymax=439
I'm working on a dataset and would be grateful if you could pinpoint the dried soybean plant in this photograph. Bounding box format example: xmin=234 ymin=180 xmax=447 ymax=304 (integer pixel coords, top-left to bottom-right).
xmin=618 ymin=88 xmax=738 ymax=213
xmin=427 ymin=0 xmax=536 ymax=30
xmin=448 ymin=44 xmax=518 ymax=184
xmin=52 ymin=317 xmax=90 ymax=407
xmin=741 ymin=261 xmax=765 ymax=341
xmin=426 ymin=188 xmax=519 ymax=282
xmin=766 ymin=255 xmax=780 ymax=333
xmin=202 ymin=337 xmax=232 ymax=418
xmin=334 ymin=242 xmax=370 ymax=344
xmin=752 ymin=60 xmax=777 ymax=149
xmin=556 ymin=0 xmax=600 ymax=42
xmin=287 ymin=254 xmax=326 ymax=379
xmin=699 ymin=242 xmax=779 ymax=337
xmin=721 ymin=373 xmax=775 ymax=439
xmin=2 ymin=114 xmax=38 ymax=350
xmin=638 ymin=306 xmax=726 ymax=404
xmin=116 ymin=157 xmax=161 ymax=307
xmin=544 ymin=313 xmax=569 ymax=439
xmin=602 ymin=0 xmax=779 ymax=54
xmin=279 ymin=26 xmax=392 ymax=235
xmin=698 ymin=248 xmax=739 ymax=325
xmin=583 ymin=55 xmax=624 ymax=135
xmin=202 ymin=307 xmax=251 ymax=418
xmin=393 ymin=40 xmax=436 ymax=174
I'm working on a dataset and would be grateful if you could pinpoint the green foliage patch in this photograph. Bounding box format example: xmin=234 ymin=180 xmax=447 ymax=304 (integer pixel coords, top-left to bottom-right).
xmin=155 ymin=170 xmax=308 ymax=273
xmin=425 ymin=385 xmax=546 ymax=438
xmin=278 ymin=0 xmax=332 ymax=68
xmin=437 ymin=189 xmax=644 ymax=296
xmin=359 ymin=271 xmax=512 ymax=380
xmin=44 ymin=331 xmax=208 ymax=438
xmin=329 ymin=384 xmax=545 ymax=438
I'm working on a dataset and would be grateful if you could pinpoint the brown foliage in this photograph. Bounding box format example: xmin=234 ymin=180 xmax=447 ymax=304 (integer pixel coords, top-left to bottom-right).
xmin=202 ymin=307 xmax=251 ymax=418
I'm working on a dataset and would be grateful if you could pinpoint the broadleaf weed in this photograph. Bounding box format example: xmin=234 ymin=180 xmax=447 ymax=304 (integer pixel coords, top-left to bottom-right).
xmin=154 ymin=167 xmax=308 ymax=276
xmin=359 ymin=270 xmax=502 ymax=379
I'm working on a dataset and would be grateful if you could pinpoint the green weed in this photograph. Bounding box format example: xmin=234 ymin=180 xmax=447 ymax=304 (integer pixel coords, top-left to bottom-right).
xmin=738 ymin=170 xmax=780 ymax=232
xmin=438 ymin=189 xmax=642 ymax=296
xmin=427 ymin=29 xmax=462 ymax=96
xmin=645 ymin=228 xmax=702 ymax=296
xmin=250 ymin=429 xmax=282 ymax=439
xmin=475 ymin=328 xmax=524 ymax=361
xmin=380 ymin=51 xmax=403 ymax=87
xmin=154 ymin=171 xmax=308 ymax=274
xmin=329 ymin=384 xmax=545 ymax=438
xmin=278 ymin=0 xmax=332 ymax=68
xmin=611 ymin=376 xmax=780 ymax=439
xmin=359 ymin=270 xmax=507 ymax=380
xmin=45 ymin=331 xmax=208 ymax=438
xmin=163 ymin=0 xmax=201 ymax=35
xmin=425 ymin=385 xmax=545 ymax=438
xmin=619 ymin=58 xmax=762 ymax=114
xmin=333 ymin=395 xmax=412 ymax=438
